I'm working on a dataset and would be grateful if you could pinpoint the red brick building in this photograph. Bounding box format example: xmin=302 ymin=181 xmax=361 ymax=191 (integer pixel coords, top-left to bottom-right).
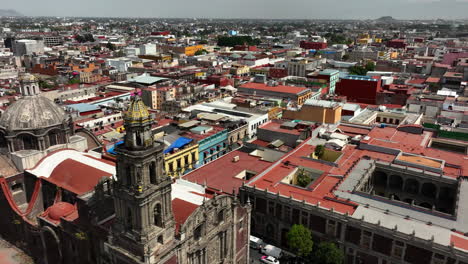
xmin=335 ymin=75 xmax=382 ymax=104
xmin=300 ymin=41 xmax=328 ymax=50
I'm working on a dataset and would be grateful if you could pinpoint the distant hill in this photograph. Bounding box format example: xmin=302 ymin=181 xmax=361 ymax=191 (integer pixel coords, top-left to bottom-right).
xmin=375 ymin=16 xmax=398 ymax=23
xmin=0 ymin=9 xmax=23 ymax=17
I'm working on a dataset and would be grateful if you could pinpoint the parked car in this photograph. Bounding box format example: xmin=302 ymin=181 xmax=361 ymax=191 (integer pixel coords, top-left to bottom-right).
xmin=249 ymin=235 xmax=264 ymax=249
xmin=260 ymin=244 xmax=283 ymax=259
xmin=260 ymin=255 xmax=280 ymax=264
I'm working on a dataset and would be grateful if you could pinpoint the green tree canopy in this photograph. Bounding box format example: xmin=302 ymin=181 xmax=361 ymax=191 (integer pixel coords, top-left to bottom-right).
xmin=314 ymin=145 xmax=325 ymax=158
xmin=348 ymin=65 xmax=368 ymax=76
xmin=311 ymin=242 xmax=344 ymax=264
xmin=365 ymin=61 xmax=376 ymax=72
xmin=287 ymin=224 xmax=314 ymax=257
xmin=106 ymin=41 xmax=116 ymax=51
xmin=217 ymin=36 xmax=261 ymax=47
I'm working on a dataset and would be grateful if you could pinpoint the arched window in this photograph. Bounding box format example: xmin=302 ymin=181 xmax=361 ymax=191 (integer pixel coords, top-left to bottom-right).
xmin=404 ymin=179 xmax=420 ymax=195
xmin=421 ymin=183 xmax=437 ymax=198
xmin=389 ymin=175 xmax=403 ymax=190
xmin=126 ymin=166 xmax=132 ymax=186
xmin=154 ymin=204 xmax=162 ymax=227
xmin=18 ymin=134 xmax=36 ymax=150
xmin=149 ymin=161 xmax=157 ymax=184
xmin=135 ymin=130 xmax=142 ymax=146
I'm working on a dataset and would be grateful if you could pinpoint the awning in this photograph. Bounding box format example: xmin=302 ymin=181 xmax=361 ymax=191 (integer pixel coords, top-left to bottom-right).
xmin=163 ymin=137 xmax=193 ymax=154
xmin=269 ymin=139 xmax=284 ymax=148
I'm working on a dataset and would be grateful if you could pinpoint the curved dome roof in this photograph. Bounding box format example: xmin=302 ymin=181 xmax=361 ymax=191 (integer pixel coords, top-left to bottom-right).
xmin=124 ymin=96 xmax=151 ymax=124
xmin=19 ymin=73 xmax=38 ymax=82
xmin=48 ymin=202 xmax=75 ymax=221
xmin=0 ymin=95 xmax=67 ymax=131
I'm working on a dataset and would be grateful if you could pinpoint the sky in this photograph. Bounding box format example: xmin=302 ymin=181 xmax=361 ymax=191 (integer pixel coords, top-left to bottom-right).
xmin=4 ymin=0 xmax=468 ymax=19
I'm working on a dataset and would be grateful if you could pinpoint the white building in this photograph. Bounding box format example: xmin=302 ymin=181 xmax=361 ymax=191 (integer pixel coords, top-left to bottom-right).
xmin=139 ymin=43 xmax=157 ymax=55
xmin=12 ymin=39 xmax=45 ymax=56
xmin=105 ymin=58 xmax=132 ymax=73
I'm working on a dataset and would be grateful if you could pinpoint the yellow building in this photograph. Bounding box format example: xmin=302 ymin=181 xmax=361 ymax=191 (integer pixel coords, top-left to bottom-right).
xmin=358 ymin=38 xmax=371 ymax=44
xmin=159 ymin=44 xmax=204 ymax=56
xmin=164 ymin=141 xmax=199 ymax=177
xmin=230 ymin=64 xmax=250 ymax=76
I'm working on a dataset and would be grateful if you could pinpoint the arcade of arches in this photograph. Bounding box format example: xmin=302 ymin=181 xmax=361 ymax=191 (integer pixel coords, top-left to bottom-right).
xmin=365 ymin=169 xmax=457 ymax=215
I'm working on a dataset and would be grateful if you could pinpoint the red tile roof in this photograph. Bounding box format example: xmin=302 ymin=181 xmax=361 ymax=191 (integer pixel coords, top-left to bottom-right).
xmin=183 ymin=150 xmax=274 ymax=192
xmin=239 ymin=82 xmax=309 ymax=95
xmin=43 ymin=159 xmax=113 ymax=195
xmin=172 ymin=198 xmax=199 ymax=234
xmin=259 ymin=121 xmax=302 ymax=136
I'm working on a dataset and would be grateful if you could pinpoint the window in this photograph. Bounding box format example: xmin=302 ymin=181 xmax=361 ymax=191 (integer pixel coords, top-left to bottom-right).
xmin=327 ymin=220 xmax=337 ymax=237
xmin=149 ymin=161 xmax=157 ymax=184
xmin=194 ymin=224 xmax=203 ymax=240
xmin=219 ymin=231 xmax=228 ymax=260
xmin=217 ymin=209 xmax=225 ymax=224
xmin=268 ymin=201 xmax=275 ymax=215
xmin=275 ymin=203 xmax=282 ymax=218
xmin=361 ymin=230 xmax=372 ymax=249
xmin=11 ymin=183 xmax=23 ymax=193
xmin=154 ymin=204 xmax=162 ymax=227
xmin=284 ymin=206 xmax=291 ymax=222
xmin=432 ymin=253 xmax=445 ymax=264
xmin=301 ymin=211 xmax=308 ymax=226
xmin=392 ymin=241 xmax=405 ymax=259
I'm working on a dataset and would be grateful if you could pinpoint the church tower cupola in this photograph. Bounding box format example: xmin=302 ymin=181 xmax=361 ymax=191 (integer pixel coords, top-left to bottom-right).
xmin=109 ymin=94 xmax=175 ymax=264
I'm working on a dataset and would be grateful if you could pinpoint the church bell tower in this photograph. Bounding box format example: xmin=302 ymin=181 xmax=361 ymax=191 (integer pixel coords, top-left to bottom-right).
xmin=109 ymin=95 xmax=175 ymax=264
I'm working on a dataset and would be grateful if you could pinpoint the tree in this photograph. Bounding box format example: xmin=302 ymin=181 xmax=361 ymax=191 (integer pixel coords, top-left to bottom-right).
xmin=38 ymin=79 xmax=53 ymax=89
xmin=341 ymin=54 xmax=350 ymax=61
xmin=311 ymin=242 xmax=344 ymax=264
xmin=348 ymin=65 xmax=367 ymax=76
xmin=365 ymin=61 xmax=375 ymax=72
xmin=68 ymin=78 xmax=80 ymax=85
xmin=106 ymin=41 xmax=116 ymax=51
xmin=314 ymin=145 xmax=325 ymax=159
xmin=194 ymin=49 xmax=207 ymax=56
xmin=296 ymin=169 xmax=311 ymax=188
xmin=287 ymin=224 xmax=314 ymax=257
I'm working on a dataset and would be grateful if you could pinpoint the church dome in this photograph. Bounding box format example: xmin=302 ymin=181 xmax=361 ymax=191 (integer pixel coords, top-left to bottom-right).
xmin=48 ymin=202 xmax=75 ymax=221
xmin=124 ymin=96 xmax=152 ymax=124
xmin=19 ymin=73 xmax=38 ymax=83
xmin=0 ymin=95 xmax=67 ymax=131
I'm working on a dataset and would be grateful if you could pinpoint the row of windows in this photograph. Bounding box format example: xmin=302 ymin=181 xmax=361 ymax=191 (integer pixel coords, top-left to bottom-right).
xmin=251 ymin=119 xmax=268 ymax=131
xmin=168 ymin=152 xmax=197 ymax=174
xmin=252 ymin=196 xmax=458 ymax=264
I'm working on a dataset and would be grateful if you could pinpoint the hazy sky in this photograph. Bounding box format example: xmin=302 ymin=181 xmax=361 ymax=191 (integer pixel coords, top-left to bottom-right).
xmin=4 ymin=0 xmax=468 ymax=19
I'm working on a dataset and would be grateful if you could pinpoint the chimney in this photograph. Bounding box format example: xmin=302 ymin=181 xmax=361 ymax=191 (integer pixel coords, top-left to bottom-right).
xmin=232 ymin=156 xmax=240 ymax=163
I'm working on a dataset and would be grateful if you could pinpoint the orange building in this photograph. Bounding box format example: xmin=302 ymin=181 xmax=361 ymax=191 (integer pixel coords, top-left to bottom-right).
xmin=283 ymin=99 xmax=342 ymax=124
xmin=158 ymin=44 xmax=204 ymax=56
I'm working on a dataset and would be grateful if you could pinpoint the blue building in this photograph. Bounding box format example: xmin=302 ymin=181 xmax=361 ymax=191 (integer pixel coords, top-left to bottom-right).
xmin=182 ymin=125 xmax=228 ymax=167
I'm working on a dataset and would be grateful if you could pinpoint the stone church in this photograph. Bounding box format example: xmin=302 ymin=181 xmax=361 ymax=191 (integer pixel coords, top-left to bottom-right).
xmin=0 ymin=80 xmax=251 ymax=264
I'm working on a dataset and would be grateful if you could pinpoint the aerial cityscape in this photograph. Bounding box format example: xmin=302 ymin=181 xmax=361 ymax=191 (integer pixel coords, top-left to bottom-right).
xmin=0 ymin=5 xmax=467 ymax=264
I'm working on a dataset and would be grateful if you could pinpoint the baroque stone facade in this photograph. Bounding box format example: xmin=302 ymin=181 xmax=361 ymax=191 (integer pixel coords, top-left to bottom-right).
xmin=0 ymin=95 xmax=251 ymax=264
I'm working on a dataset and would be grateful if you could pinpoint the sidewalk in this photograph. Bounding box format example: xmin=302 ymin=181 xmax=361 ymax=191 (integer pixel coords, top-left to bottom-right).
xmin=0 ymin=237 xmax=35 ymax=264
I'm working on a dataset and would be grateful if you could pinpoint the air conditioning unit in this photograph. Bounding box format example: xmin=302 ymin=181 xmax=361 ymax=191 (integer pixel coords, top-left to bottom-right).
xmin=232 ymin=156 xmax=240 ymax=163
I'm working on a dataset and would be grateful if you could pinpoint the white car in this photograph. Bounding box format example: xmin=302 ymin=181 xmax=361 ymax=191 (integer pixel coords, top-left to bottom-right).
xmin=260 ymin=255 xmax=280 ymax=264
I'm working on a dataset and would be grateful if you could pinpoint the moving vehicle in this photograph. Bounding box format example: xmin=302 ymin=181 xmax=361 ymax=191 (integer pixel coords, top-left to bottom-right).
xmin=260 ymin=255 xmax=280 ymax=264
xmin=260 ymin=244 xmax=283 ymax=259
xmin=249 ymin=235 xmax=264 ymax=249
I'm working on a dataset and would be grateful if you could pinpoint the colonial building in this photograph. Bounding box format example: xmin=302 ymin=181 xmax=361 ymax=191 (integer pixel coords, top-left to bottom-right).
xmin=0 ymin=95 xmax=251 ymax=264
xmin=240 ymin=124 xmax=468 ymax=264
